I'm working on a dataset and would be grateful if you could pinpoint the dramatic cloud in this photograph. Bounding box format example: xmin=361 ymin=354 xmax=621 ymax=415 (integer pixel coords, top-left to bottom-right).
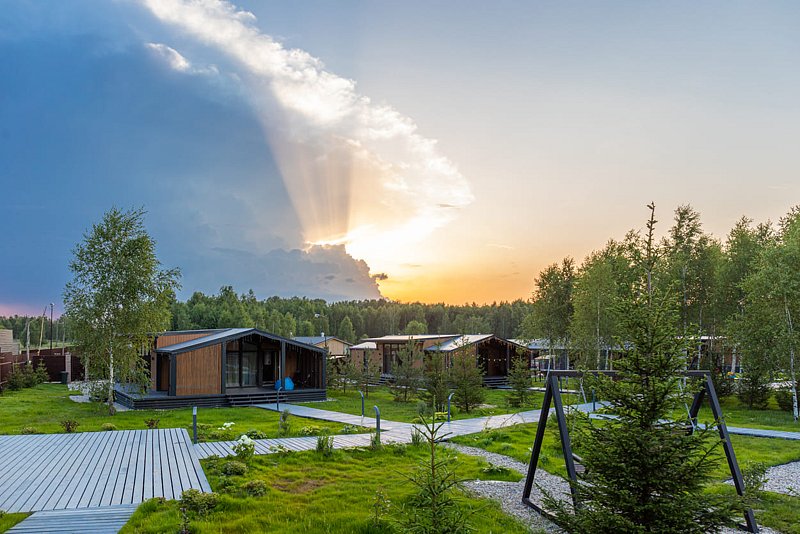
xmin=139 ymin=0 xmax=474 ymax=274
xmin=145 ymin=42 xmax=218 ymax=75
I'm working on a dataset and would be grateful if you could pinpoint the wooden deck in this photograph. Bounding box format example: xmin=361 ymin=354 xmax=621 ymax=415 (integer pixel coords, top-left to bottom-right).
xmin=7 ymin=504 xmax=138 ymax=533
xmin=0 ymin=429 xmax=211 ymax=513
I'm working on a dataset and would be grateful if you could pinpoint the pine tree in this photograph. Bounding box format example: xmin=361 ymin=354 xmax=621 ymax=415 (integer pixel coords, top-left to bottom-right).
xmin=507 ymin=355 xmax=532 ymax=408
xmin=449 ymin=344 xmax=485 ymax=413
xmin=546 ymin=204 xmax=740 ymax=533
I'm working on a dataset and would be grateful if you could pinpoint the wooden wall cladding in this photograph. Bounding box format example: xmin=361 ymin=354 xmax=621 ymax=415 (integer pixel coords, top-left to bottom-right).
xmin=156 ymin=332 xmax=210 ymax=349
xmin=176 ymin=344 xmax=221 ymax=396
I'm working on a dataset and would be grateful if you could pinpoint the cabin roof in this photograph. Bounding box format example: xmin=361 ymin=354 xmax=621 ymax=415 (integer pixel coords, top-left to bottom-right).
xmin=156 ymin=328 xmax=326 ymax=355
xmin=292 ymin=336 xmax=352 ymax=347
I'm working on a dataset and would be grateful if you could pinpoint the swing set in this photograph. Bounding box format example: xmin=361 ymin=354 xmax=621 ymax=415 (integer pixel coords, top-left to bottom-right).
xmin=522 ymin=369 xmax=759 ymax=533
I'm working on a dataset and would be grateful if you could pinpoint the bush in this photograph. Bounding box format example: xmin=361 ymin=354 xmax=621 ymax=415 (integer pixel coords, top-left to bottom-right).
xmin=34 ymin=361 xmax=49 ymax=384
xmin=87 ymin=381 xmax=110 ymax=403
xmin=316 ymin=434 xmax=334 ymax=457
xmin=480 ymin=463 xmax=511 ymax=476
xmin=245 ymin=429 xmax=268 ymax=439
xmin=242 ymin=480 xmax=268 ymax=497
xmin=341 ymin=424 xmax=359 ymax=434
xmin=61 ymin=420 xmax=79 ymax=433
xmin=144 ymin=418 xmax=160 ymax=429
xmin=20 ymin=426 xmax=39 ymax=434
xmin=101 ymin=423 xmax=117 ymax=431
xmin=221 ymin=460 xmax=248 ymax=476
xmin=7 ymin=364 xmax=30 ymax=391
xmin=232 ymin=435 xmax=255 ymax=463
xmin=278 ymin=410 xmax=291 ymax=437
xmin=742 ymin=461 xmax=769 ymax=505
xmin=269 ymin=444 xmax=290 ymax=456
xmin=737 ymin=371 xmax=771 ymax=409
xmin=299 ymin=425 xmax=323 ymax=436
xmin=775 ymin=384 xmax=798 ymax=412
xmin=180 ymin=489 xmax=219 ymax=517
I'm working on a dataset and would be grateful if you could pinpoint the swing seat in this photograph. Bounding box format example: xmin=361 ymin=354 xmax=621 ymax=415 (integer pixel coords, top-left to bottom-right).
xmin=572 ymin=453 xmax=587 ymax=475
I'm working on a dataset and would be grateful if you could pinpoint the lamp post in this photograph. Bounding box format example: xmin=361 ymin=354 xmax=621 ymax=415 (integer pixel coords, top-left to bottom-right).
xmin=49 ymin=303 xmax=54 ymax=351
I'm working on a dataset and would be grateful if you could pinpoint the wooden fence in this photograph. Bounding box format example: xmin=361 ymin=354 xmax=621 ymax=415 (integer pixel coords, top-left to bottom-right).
xmin=0 ymin=349 xmax=84 ymax=390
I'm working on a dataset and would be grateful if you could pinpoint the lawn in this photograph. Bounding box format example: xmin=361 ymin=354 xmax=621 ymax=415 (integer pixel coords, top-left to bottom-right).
xmin=0 ymin=513 xmax=29 ymax=533
xmin=693 ymin=394 xmax=800 ymax=433
xmin=0 ymin=384 xmax=358 ymax=440
xmin=451 ymin=420 xmax=800 ymax=532
xmin=297 ymin=384 xmax=580 ymax=423
xmin=121 ymin=443 xmax=536 ymax=534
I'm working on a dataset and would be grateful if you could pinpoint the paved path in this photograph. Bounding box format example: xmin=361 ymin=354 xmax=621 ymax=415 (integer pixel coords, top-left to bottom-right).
xmin=0 ymin=429 xmax=211 ymax=513
xmin=6 ymin=504 xmax=138 ymax=534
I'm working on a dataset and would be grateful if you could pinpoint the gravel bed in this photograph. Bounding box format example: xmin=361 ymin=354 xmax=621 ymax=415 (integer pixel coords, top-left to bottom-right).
xmin=443 ymin=443 xmax=566 ymax=533
xmin=446 ymin=443 xmax=783 ymax=534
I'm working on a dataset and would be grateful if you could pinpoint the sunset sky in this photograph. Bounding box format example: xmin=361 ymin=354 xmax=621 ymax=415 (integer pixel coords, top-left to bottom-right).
xmin=2 ymin=1 xmax=800 ymax=315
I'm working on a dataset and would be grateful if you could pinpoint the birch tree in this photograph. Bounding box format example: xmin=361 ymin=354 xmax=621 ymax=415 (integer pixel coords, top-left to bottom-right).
xmin=64 ymin=207 xmax=180 ymax=414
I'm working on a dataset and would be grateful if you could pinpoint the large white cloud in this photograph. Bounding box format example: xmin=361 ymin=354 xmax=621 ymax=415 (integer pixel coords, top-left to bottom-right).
xmin=139 ymin=0 xmax=474 ymax=274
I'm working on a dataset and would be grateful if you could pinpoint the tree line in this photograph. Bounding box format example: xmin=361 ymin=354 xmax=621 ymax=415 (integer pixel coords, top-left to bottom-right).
xmin=168 ymin=289 xmax=532 ymax=343
xmin=521 ymin=203 xmax=799 ymax=419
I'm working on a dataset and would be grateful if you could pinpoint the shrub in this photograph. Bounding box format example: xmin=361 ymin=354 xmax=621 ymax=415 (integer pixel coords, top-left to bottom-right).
xmin=144 ymin=418 xmax=160 ymax=429
xmin=369 ymin=431 xmax=381 ymax=450
xmin=61 ymin=420 xmax=79 ymax=433
xmin=23 ymin=363 xmax=38 ymax=388
xmin=34 ymin=360 xmax=50 ymax=384
xmin=480 ymin=463 xmax=511 ymax=476
xmin=372 ymin=487 xmax=391 ymax=528
xmin=20 ymin=426 xmax=39 ymax=434
xmin=87 ymin=381 xmax=109 ymax=403
xmin=742 ymin=461 xmax=769 ymax=505
xmin=232 ymin=435 xmax=255 ymax=463
xmin=341 ymin=424 xmax=359 ymax=434
xmin=775 ymin=384 xmax=798 ymax=412
xmin=221 ymin=460 xmax=248 ymax=476
xmin=278 ymin=410 xmax=291 ymax=437
xmin=299 ymin=425 xmax=323 ymax=436
xmin=269 ymin=444 xmax=290 ymax=456
xmin=180 ymin=489 xmax=219 ymax=517
xmin=7 ymin=364 xmax=29 ymax=391
xmin=410 ymin=427 xmax=424 ymax=447
xmin=245 ymin=429 xmax=268 ymax=439
xmin=101 ymin=423 xmax=117 ymax=431
xmin=242 ymin=480 xmax=268 ymax=497
xmin=316 ymin=434 xmax=334 ymax=457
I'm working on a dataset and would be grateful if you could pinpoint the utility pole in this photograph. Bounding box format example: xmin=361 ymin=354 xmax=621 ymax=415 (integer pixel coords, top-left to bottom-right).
xmin=49 ymin=303 xmax=54 ymax=351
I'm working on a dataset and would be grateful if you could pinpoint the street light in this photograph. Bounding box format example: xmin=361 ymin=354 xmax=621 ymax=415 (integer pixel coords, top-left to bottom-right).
xmin=49 ymin=303 xmax=54 ymax=351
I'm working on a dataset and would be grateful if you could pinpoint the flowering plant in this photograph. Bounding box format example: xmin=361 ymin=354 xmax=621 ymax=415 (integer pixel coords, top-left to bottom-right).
xmin=232 ymin=434 xmax=255 ymax=462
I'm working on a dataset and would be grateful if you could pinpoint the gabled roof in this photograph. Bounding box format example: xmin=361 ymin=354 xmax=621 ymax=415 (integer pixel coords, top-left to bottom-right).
xmin=425 ymin=334 xmax=528 ymax=352
xmin=362 ymin=334 xmax=457 ymax=342
xmin=292 ymin=336 xmax=352 ymax=347
xmin=351 ymin=341 xmax=377 ymax=350
xmin=156 ymin=328 xmax=326 ymax=355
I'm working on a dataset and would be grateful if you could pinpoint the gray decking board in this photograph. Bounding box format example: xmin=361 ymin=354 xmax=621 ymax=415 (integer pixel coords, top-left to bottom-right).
xmin=0 ymin=429 xmax=209 ymax=513
xmin=7 ymin=504 xmax=138 ymax=534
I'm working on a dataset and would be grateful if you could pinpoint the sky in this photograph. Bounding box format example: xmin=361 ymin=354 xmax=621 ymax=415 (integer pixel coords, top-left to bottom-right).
xmin=1 ymin=0 xmax=799 ymax=316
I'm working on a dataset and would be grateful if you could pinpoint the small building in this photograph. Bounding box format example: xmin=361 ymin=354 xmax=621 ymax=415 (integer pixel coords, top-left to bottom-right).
xmin=116 ymin=328 xmax=326 ymax=409
xmin=292 ymin=335 xmax=352 ymax=360
xmin=349 ymin=340 xmax=377 ymax=366
xmin=363 ymin=334 xmax=527 ymax=386
xmin=0 ymin=329 xmax=20 ymax=355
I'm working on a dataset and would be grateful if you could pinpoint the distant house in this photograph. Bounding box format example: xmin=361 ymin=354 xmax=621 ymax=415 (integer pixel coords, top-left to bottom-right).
xmin=363 ymin=334 xmax=527 ymax=384
xmin=349 ymin=340 xmax=377 ymax=366
xmin=510 ymin=338 xmax=571 ymax=370
xmin=292 ymin=335 xmax=352 ymax=360
xmin=116 ymin=328 xmax=326 ymax=409
xmin=0 ymin=329 xmax=20 ymax=355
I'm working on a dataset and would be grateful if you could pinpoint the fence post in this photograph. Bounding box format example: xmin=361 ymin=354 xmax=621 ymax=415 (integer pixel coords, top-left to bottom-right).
xmin=359 ymin=391 xmax=365 ymax=417
xmin=192 ymin=406 xmax=198 ymax=444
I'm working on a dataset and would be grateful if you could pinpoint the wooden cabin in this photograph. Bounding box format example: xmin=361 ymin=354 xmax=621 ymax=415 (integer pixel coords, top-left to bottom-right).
xmin=116 ymin=328 xmax=326 ymax=409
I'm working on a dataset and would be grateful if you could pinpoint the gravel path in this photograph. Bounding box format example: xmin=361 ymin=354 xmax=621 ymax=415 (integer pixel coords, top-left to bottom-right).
xmin=762 ymin=460 xmax=800 ymax=496
xmin=444 ymin=443 xmax=565 ymax=533
xmin=446 ymin=443 xmax=783 ymax=534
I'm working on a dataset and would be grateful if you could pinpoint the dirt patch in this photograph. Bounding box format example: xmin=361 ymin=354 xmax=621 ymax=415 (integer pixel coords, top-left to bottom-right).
xmin=272 ymin=478 xmax=326 ymax=494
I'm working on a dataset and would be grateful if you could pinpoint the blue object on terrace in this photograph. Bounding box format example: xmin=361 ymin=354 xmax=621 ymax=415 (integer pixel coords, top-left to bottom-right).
xmin=284 ymin=377 xmax=295 ymax=391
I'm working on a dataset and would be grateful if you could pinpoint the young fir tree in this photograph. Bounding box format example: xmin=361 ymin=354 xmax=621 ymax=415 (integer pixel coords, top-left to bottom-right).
xmin=358 ymin=349 xmax=381 ymax=399
xmin=507 ymin=354 xmax=532 ymax=408
xmin=421 ymin=351 xmax=450 ymax=413
xmin=546 ymin=204 xmax=740 ymax=533
xmin=449 ymin=342 xmax=485 ymax=413
xmin=391 ymin=341 xmax=423 ymax=402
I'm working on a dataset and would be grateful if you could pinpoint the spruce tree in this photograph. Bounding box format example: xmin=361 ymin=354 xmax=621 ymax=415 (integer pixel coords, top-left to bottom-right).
xmin=507 ymin=355 xmax=532 ymax=408
xmin=449 ymin=345 xmax=485 ymax=413
xmin=546 ymin=204 xmax=740 ymax=533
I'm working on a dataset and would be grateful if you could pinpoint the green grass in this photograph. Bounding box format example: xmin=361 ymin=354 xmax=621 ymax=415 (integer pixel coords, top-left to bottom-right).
xmin=0 ymin=384 xmax=358 ymax=440
xmin=0 ymin=512 xmax=29 ymax=533
xmin=452 ymin=420 xmax=800 ymax=532
xmin=121 ymin=444 xmax=534 ymax=534
xmin=692 ymin=394 xmax=800 ymax=433
xmin=298 ymin=385 xmax=565 ymax=423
